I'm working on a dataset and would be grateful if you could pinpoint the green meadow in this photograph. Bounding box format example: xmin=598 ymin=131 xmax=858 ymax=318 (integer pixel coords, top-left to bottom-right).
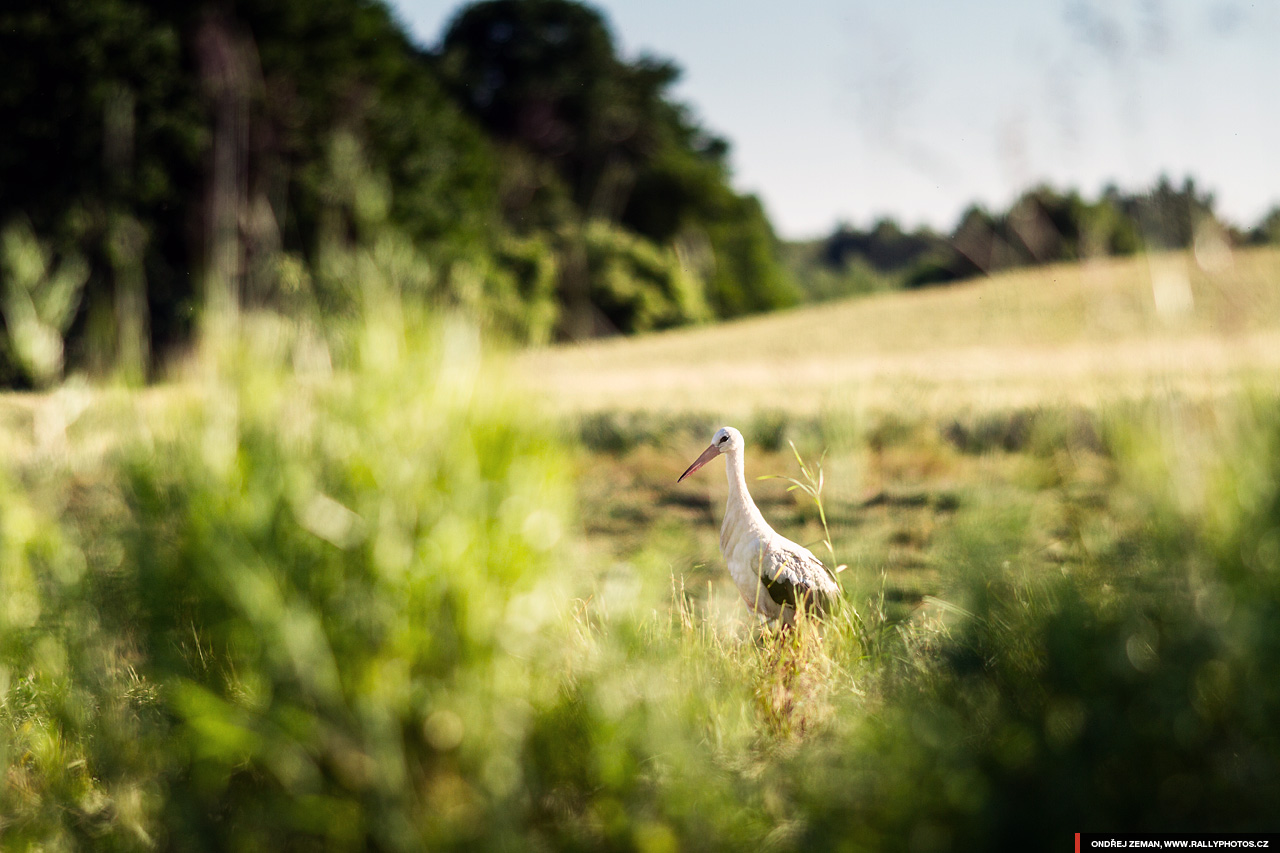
xmin=4 ymin=244 xmax=1280 ymax=849
xmin=5 ymin=1 xmax=1280 ymax=848
xmin=540 ymin=246 xmax=1280 ymax=627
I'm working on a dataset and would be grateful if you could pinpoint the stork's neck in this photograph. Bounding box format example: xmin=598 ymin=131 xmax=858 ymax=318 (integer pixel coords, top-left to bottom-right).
xmin=724 ymin=448 xmax=767 ymax=529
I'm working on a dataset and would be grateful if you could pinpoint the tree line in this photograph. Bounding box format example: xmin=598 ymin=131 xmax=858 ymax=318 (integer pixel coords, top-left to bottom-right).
xmin=0 ymin=0 xmax=795 ymax=386
xmin=4 ymin=0 xmax=1278 ymax=387
xmin=802 ymin=177 xmax=1280 ymax=299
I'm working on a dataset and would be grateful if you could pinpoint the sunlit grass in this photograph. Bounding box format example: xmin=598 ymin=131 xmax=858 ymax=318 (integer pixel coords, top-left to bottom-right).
xmin=3 ymin=240 xmax=1280 ymax=848
xmin=551 ymin=387 xmax=1280 ymax=847
xmin=519 ymin=247 xmax=1280 ymax=415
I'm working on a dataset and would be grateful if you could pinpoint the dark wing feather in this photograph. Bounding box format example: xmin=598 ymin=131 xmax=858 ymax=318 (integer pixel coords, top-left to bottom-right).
xmin=759 ymin=545 xmax=838 ymax=614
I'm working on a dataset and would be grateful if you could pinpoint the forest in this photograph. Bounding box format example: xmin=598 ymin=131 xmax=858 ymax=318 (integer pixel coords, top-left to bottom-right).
xmin=5 ymin=0 xmax=1278 ymax=386
xmin=3 ymin=2 xmax=1280 ymax=851
xmin=1 ymin=0 xmax=799 ymax=388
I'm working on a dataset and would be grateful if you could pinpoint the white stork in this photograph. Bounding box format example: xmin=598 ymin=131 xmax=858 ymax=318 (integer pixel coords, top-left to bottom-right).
xmin=678 ymin=426 xmax=839 ymax=623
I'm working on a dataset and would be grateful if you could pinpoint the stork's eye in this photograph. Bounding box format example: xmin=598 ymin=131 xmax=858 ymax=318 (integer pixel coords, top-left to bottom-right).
xmin=718 ymin=435 xmax=727 ymax=444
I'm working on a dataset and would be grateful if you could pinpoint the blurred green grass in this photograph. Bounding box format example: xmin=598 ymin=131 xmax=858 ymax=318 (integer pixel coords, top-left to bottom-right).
xmin=1 ymin=308 xmax=578 ymax=849
xmin=3 ymin=239 xmax=1280 ymax=849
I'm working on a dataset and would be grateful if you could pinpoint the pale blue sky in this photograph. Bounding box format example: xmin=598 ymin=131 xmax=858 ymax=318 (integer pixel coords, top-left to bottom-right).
xmin=391 ymin=0 xmax=1279 ymax=239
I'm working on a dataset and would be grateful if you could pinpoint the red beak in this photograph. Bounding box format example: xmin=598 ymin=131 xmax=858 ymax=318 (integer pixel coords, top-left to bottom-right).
xmin=677 ymin=444 xmax=721 ymax=483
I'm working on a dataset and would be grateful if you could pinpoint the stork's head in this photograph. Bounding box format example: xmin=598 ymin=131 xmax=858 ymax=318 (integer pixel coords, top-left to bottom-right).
xmin=677 ymin=426 xmax=743 ymax=482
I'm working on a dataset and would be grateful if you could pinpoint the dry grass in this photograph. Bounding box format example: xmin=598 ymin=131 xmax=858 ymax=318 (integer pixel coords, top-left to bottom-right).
xmin=519 ymin=248 xmax=1280 ymax=416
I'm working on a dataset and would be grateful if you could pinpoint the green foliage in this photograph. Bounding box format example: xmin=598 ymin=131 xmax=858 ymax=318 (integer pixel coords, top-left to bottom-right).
xmin=484 ymin=234 xmax=562 ymax=345
xmin=5 ymin=2 xmax=1280 ymax=846
xmin=561 ymin=403 xmax=1280 ymax=849
xmin=1 ymin=310 xmax=574 ymax=849
xmin=748 ymin=408 xmax=791 ymax=452
xmin=1247 ymin=207 xmax=1280 ymax=246
xmin=786 ymin=246 xmax=898 ymax=302
xmin=777 ymin=413 xmax=1280 ymax=846
xmin=701 ymin=194 xmax=799 ymax=317
xmin=5 ymin=363 xmax=1280 ymax=849
xmin=0 ymin=0 xmax=503 ymax=383
xmin=822 ymin=218 xmax=942 ymax=276
xmin=802 ymin=177 xmax=1243 ymax=294
xmin=572 ymin=221 xmax=712 ymax=335
xmin=758 ymin=441 xmax=842 ymax=571
xmin=0 ymin=0 xmax=205 ymax=376
xmin=441 ymin=0 xmax=797 ymax=329
xmin=440 ymin=0 xmax=722 ymax=226
xmin=440 ymin=0 xmax=645 ymax=210
xmin=1 ymin=0 xmax=802 ymax=379
xmin=241 ymin=0 xmax=499 ymax=250
xmin=1 ymin=221 xmax=90 ymax=387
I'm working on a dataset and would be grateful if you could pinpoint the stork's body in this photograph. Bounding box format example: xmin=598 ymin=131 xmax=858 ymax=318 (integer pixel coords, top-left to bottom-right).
xmin=679 ymin=427 xmax=838 ymax=622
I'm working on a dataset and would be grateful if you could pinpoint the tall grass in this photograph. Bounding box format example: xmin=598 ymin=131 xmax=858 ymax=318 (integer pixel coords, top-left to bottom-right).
xmin=3 ymin=211 xmax=1280 ymax=847
xmin=1 ymin=276 xmax=577 ymax=848
xmin=553 ymin=397 xmax=1280 ymax=848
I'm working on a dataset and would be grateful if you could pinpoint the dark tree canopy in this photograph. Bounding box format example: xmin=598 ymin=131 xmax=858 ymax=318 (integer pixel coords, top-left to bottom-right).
xmin=0 ymin=0 xmax=502 ymax=384
xmin=807 ymin=176 xmax=1239 ymax=295
xmin=439 ymin=0 xmax=797 ymax=322
xmin=0 ymin=0 xmax=800 ymax=382
xmin=439 ymin=0 xmax=718 ymax=218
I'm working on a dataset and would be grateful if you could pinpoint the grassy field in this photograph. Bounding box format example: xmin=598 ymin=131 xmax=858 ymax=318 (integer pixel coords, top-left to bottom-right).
xmin=3 ymin=250 xmax=1280 ymax=849
xmin=520 ymin=247 xmax=1280 ymax=414
xmin=533 ymin=248 xmax=1280 ymax=844
xmin=539 ymin=247 xmax=1280 ymax=630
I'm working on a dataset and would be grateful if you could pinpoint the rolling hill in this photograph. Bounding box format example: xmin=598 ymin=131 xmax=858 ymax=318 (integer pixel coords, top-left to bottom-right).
xmin=518 ymin=248 xmax=1280 ymax=416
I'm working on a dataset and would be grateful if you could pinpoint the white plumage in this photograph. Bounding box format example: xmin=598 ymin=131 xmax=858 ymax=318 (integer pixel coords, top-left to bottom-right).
xmin=678 ymin=426 xmax=838 ymax=623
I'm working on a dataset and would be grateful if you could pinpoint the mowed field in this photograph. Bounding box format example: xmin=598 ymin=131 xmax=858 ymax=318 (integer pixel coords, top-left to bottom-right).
xmin=520 ymin=248 xmax=1280 ymax=416
xmin=522 ymin=247 xmax=1280 ymax=623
